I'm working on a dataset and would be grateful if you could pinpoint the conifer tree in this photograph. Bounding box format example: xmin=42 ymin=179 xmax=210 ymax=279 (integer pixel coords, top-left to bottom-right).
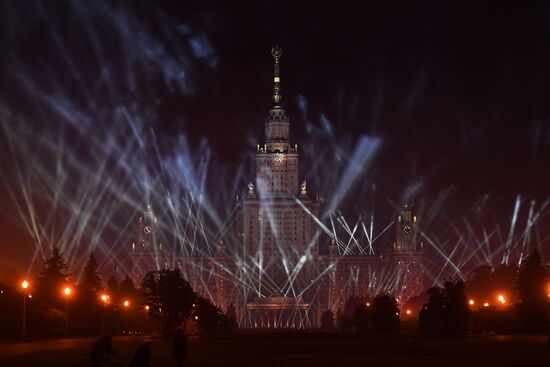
xmin=80 ymin=253 xmax=103 ymax=294
xmin=37 ymin=246 xmax=71 ymax=302
xmin=372 ymin=294 xmax=400 ymax=334
xmin=516 ymin=250 xmax=548 ymax=333
xmin=107 ymin=275 xmax=120 ymax=296
xmin=119 ymin=275 xmax=137 ymax=300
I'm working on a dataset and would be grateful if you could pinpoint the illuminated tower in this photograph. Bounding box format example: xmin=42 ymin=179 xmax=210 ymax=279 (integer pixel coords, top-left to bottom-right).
xmin=391 ymin=204 xmax=424 ymax=304
xmin=237 ymin=46 xmax=319 ymax=328
xmin=130 ymin=205 xmax=171 ymax=285
xmin=255 ymin=45 xmax=299 ymax=199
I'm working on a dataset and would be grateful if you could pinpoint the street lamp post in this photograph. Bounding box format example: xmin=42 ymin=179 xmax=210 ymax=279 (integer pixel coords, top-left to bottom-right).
xmin=122 ymin=299 xmax=130 ymax=333
xmin=21 ymin=280 xmax=29 ymax=339
xmin=63 ymin=287 xmax=72 ymax=337
xmin=100 ymin=294 xmax=109 ymax=334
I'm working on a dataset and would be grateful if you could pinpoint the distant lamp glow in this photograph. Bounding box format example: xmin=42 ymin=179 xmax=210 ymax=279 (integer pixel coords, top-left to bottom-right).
xmin=469 ymin=299 xmax=475 ymax=305
xmin=497 ymin=295 xmax=506 ymax=304
xmin=483 ymin=302 xmax=489 ymax=307
xmin=145 ymin=305 xmax=150 ymax=311
xmin=365 ymin=302 xmax=371 ymax=307
xmin=100 ymin=294 xmax=109 ymax=303
xmin=64 ymin=287 xmax=71 ymax=296
xmin=194 ymin=315 xmax=198 ymax=320
xmin=21 ymin=280 xmax=29 ymax=289
xmin=123 ymin=300 xmax=130 ymax=308
xmin=406 ymin=309 xmax=412 ymax=315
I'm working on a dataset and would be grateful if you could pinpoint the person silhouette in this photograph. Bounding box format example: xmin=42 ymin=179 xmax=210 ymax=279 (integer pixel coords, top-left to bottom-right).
xmin=128 ymin=342 xmax=151 ymax=367
xmin=172 ymin=328 xmax=188 ymax=367
xmin=90 ymin=335 xmax=117 ymax=367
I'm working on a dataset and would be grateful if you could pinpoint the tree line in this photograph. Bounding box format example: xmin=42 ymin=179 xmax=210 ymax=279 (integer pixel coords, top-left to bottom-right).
xmin=0 ymin=248 xmax=547 ymax=338
xmin=320 ymin=250 xmax=548 ymax=336
xmin=0 ymin=247 xmax=236 ymax=339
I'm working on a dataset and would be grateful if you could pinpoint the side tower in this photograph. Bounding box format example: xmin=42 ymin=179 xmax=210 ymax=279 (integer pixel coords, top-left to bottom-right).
xmin=391 ymin=204 xmax=424 ymax=304
xmin=236 ymin=46 xmax=320 ymax=328
xmin=130 ymin=205 xmax=172 ymax=285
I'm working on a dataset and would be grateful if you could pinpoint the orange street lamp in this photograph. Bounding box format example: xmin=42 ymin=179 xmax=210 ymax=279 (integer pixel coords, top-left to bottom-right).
xmin=469 ymin=299 xmax=475 ymax=306
xmin=497 ymin=295 xmax=506 ymax=304
xmin=483 ymin=302 xmax=489 ymax=307
xmin=63 ymin=286 xmax=72 ymax=337
xmin=20 ymin=280 xmax=30 ymax=339
xmin=405 ymin=309 xmax=412 ymax=315
xmin=123 ymin=299 xmax=130 ymax=308
xmin=99 ymin=293 xmax=110 ymax=333
xmin=145 ymin=305 xmax=150 ymax=311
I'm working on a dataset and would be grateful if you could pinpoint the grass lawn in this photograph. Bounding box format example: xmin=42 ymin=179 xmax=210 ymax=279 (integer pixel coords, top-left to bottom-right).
xmin=0 ymin=333 xmax=546 ymax=366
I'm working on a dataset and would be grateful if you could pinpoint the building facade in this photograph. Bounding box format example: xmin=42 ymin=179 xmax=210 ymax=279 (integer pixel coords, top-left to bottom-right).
xmin=130 ymin=46 xmax=424 ymax=328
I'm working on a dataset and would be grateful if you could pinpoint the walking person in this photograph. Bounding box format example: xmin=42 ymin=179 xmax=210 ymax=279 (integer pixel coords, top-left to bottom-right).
xmin=90 ymin=335 xmax=117 ymax=367
xmin=172 ymin=328 xmax=188 ymax=367
xmin=128 ymin=342 xmax=151 ymax=367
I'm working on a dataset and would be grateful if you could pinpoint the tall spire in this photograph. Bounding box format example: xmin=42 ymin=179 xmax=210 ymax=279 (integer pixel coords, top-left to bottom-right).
xmin=271 ymin=45 xmax=283 ymax=107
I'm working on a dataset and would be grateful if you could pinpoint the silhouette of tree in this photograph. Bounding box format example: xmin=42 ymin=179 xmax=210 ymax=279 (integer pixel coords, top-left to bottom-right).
xmin=492 ymin=264 xmax=517 ymax=300
xmin=372 ymin=294 xmax=400 ymax=334
xmin=516 ymin=250 xmax=548 ymax=333
xmin=420 ymin=287 xmax=444 ymax=335
xmin=195 ymin=297 xmax=224 ymax=335
xmin=37 ymin=246 xmax=71 ymax=304
xmin=74 ymin=253 xmax=104 ymax=333
xmin=353 ymin=303 xmax=373 ymax=334
xmin=220 ymin=303 xmax=238 ymax=334
xmin=441 ymin=280 xmax=470 ymax=336
xmin=340 ymin=295 xmax=365 ymax=332
xmin=141 ymin=269 xmax=196 ymax=336
xmin=420 ymin=281 xmax=470 ymax=336
xmin=80 ymin=253 xmax=103 ymax=294
xmin=107 ymin=275 xmax=119 ymax=297
xmin=120 ymin=275 xmax=138 ymax=301
xmin=321 ymin=309 xmax=335 ymax=330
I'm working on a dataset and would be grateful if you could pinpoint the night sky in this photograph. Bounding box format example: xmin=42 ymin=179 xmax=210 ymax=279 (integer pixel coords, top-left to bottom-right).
xmin=0 ymin=1 xmax=549 ymax=281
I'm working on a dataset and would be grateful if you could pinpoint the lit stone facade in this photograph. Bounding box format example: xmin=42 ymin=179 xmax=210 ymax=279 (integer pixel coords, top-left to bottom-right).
xmin=390 ymin=205 xmax=424 ymax=304
xmin=130 ymin=47 xmax=424 ymax=328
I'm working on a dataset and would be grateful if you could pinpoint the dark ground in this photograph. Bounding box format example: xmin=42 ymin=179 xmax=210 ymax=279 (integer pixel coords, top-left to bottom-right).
xmin=0 ymin=333 xmax=546 ymax=367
